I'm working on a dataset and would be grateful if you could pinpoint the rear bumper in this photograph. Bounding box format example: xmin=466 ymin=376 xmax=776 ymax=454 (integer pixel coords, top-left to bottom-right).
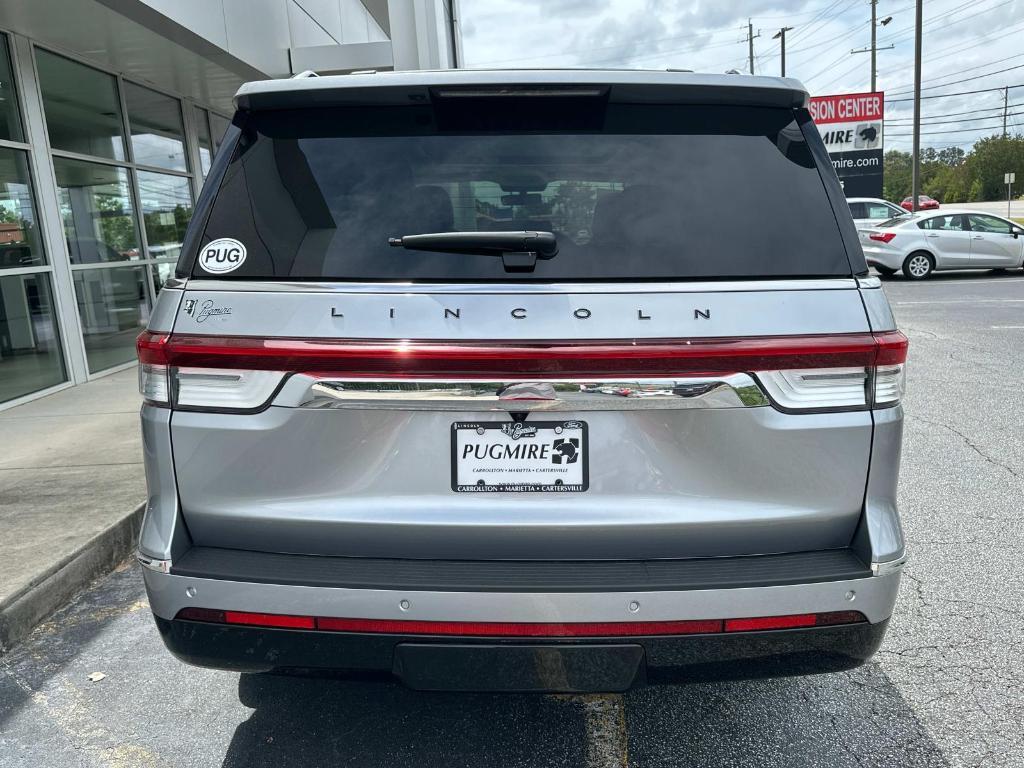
xmin=154 ymin=615 xmax=889 ymax=691
xmin=862 ymin=246 xmax=903 ymax=271
xmin=142 ymin=550 xmax=900 ymax=690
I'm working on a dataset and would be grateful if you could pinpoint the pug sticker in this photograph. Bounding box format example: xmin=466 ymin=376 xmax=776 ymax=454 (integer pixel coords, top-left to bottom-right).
xmin=198 ymin=238 xmax=247 ymax=274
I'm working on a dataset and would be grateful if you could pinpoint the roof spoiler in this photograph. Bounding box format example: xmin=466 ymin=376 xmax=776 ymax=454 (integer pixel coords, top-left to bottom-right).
xmin=235 ymin=70 xmax=809 ymax=111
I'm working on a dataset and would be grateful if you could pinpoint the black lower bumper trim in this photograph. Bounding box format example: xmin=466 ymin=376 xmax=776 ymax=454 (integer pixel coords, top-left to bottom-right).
xmin=170 ymin=546 xmax=871 ymax=592
xmin=154 ymin=616 xmax=888 ymax=692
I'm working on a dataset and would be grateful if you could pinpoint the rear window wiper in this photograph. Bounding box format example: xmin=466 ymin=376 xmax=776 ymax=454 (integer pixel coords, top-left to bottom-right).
xmin=388 ymin=231 xmax=557 ymax=272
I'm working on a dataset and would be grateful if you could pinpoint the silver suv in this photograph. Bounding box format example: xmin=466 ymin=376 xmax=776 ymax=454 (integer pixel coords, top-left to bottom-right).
xmin=136 ymin=70 xmax=907 ymax=692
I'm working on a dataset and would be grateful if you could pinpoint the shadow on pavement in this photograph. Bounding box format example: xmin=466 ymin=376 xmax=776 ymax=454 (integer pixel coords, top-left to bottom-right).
xmin=625 ymin=665 xmax=949 ymax=768
xmin=223 ymin=662 xmax=948 ymax=768
xmin=222 ymin=673 xmax=587 ymax=768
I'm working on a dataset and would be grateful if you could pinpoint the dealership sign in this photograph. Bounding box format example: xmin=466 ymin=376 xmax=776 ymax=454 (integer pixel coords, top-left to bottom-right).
xmin=808 ymin=91 xmax=884 ymax=198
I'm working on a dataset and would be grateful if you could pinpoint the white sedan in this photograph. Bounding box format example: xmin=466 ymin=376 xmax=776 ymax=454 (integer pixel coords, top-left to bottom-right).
xmin=859 ymin=209 xmax=1024 ymax=279
xmin=847 ymin=197 xmax=909 ymax=228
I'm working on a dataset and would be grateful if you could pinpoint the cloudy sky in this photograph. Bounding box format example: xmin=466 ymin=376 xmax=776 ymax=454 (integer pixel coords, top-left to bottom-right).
xmin=459 ymin=0 xmax=1024 ymax=151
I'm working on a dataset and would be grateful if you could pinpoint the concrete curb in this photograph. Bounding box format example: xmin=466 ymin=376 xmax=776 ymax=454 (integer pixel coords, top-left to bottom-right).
xmin=0 ymin=504 xmax=145 ymax=654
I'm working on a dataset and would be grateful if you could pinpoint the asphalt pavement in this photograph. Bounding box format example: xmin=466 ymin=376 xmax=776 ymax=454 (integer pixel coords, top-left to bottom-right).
xmin=1 ymin=270 xmax=1022 ymax=768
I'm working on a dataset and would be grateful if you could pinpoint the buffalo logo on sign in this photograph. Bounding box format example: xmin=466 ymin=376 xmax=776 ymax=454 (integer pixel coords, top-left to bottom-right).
xmin=809 ymin=92 xmax=885 ymax=198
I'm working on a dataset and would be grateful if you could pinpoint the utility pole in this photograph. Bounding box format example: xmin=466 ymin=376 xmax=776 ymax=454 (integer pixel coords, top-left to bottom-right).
xmin=870 ymin=0 xmax=877 ymax=91
xmin=911 ymin=0 xmax=923 ymax=212
xmin=1004 ymin=86 xmax=1009 ymax=138
xmin=746 ymin=20 xmax=761 ymax=74
xmin=773 ymin=27 xmax=793 ymax=77
xmin=851 ymin=0 xmax=893 ymax=91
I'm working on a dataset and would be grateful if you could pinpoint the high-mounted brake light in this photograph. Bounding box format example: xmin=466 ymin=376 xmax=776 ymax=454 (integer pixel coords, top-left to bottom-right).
xmin=869 ymin=232 xmax=896 ymax=243
xmin=174 ymin=607 xmax=867 ymax=636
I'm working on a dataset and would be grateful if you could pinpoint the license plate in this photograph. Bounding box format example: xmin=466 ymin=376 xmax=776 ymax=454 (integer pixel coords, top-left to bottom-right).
xmin=451 ymin=421 xmax=588 ymax=492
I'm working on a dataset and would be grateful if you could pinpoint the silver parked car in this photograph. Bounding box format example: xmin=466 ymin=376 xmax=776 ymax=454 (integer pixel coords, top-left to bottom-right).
xmin=860 ymin=209 xmax=1024 ymax=279
xmin=136 ymin=70 xmax=908 ymax=692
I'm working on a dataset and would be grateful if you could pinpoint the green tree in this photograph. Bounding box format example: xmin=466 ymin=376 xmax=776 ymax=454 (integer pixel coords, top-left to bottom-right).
xmin=962 ymin=135 xmax=1024 ymax=200
xmin=883 ymin=149 xmax=912 ymax=202
xmin=96 ymin=193 xmax=138 ymax=257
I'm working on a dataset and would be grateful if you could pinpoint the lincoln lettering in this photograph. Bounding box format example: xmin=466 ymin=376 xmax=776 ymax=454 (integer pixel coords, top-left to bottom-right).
xmin=329 ymin=307 xmax=712 ymax=321
xmin=463 ymin=443 xmax=552 ymax=460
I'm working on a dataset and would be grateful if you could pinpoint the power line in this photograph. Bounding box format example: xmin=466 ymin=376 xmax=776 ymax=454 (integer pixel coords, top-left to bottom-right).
xmin=877 ymin=14 xmax=1024 ymax=79
xmin=883 ymin=53 xmax=1024 ymax=95
xmin=887 ymin=63 xmax=1024 ymax=96
xmin=888 ymin=83 xmax=1024 ymax=103
xmin=874 ymin=0 xmax=1015 ymax=49
xmin=786 ymin=0 xmax=854 ymax=45
xmin=888 ymin=123 xmax=1019 ymax=136
xmin=887 ymin=108 xmax=1024 ymax=126
xmin=813 ymin=54 xmax=870 ymax=93
xmin=886 ymin=105 xmax=1006 ymax=122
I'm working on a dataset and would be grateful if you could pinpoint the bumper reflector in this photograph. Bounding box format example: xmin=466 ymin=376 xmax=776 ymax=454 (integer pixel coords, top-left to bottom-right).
xmin=174 ymin=608 xmax=866 ymax=637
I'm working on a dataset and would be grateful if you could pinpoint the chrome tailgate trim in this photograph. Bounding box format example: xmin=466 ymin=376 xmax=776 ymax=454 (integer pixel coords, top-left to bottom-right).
xmin=277 ymin=374 xmax=768 ymax=411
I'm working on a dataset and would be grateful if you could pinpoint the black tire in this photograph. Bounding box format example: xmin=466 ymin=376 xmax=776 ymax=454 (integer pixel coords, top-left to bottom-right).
xmin=875 ymin=265 xmax=896 ymax=277
xmin=902 ymin=252 xmax=934 ymax=280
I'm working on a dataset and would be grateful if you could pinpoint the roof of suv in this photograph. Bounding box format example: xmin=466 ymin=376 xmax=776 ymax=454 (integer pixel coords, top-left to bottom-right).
xmin=234 ymin=69 xmax=809 ymax=111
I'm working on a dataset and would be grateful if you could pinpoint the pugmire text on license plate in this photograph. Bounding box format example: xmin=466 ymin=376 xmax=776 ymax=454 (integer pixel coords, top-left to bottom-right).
xmin=452 ymin=421 xmax=588 ymax=492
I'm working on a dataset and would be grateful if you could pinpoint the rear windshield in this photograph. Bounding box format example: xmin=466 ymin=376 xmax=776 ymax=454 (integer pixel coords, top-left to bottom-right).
xmin=192 ymin=101 xmax=851 ymax=281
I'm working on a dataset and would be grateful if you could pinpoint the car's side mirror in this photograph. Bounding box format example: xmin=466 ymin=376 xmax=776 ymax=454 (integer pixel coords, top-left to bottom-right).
xmin=1012 ymin=227 xmax=1024 ymax=238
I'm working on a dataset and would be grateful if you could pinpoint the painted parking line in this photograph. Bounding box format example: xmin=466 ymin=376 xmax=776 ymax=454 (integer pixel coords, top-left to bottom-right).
xmin=991 ymin=325 xmax=1024 ymax=329
xmin=881 ymin=277 xmax=1024 ymax=286
xmin=551 ymin=693 xmax=629 ymax=768
xmin=894 ymin=299 xmax=1024 ymax=305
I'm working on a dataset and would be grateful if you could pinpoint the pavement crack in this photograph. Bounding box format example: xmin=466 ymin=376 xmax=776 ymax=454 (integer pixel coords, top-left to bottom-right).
xmin=908 ymin=415 xmax=1021 ymax=479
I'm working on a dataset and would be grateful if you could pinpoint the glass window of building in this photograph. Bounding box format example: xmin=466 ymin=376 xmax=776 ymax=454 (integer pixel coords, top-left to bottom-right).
xmin=124 ymin=82 xmax=187 ymax=171
xmin=210 ymin=113 xmax=231 ymax=150
xmin=0 ymin=273 xmax=66 ymax=402
xmin=73 ymin=265 xmax=148 ymax=373
xmin=53 ymin=158 xmax=140 ymax=264
xmin=35 ymin=50 xmax=126 ymax=161
xmin=194 ymin=106 xmax=213 ymax=177
xmin=151 ymin=261 xmax=175 ymax=295
xmin=137 ymin=170 xmax=193 ymax=261
xmin=0 ymin=35 xmax=25 ymax=143
xmin=0 ymin=137 xmax=65 ymax=403
xmin=0 ymin=148 xmax=46 ymax=268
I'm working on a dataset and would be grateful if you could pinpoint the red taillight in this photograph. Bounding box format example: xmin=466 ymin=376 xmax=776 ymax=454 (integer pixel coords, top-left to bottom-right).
xmin=175 ymin=609 xmax=867 ymax=636
xmin=138 ymin=332 xmax=907 ymax=378
xmin=724 ymin=614 xmax=816 ymax=632
xmin=868 ymin=232 xmax=896 ymax=243
xmin=224 ymin=611 xmax=315 ymax=629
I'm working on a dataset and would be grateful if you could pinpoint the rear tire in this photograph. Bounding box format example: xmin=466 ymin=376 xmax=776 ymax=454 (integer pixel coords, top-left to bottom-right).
xmin=903 ymin=252 xmax=934 ymax=280
xmin=875 ymin=265 xmax=896 ymax=277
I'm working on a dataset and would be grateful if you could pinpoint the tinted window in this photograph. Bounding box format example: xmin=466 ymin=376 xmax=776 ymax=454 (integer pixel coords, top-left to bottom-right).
xmin=918 ymin=215 xmax=964 ymax=231
xmin=193 ymin=103 xmax=851 ymax=281
xmin=967 ymin=214 xmax=1012 ymax=234
xmin=848 ymin=202 xmax=866 ymax=218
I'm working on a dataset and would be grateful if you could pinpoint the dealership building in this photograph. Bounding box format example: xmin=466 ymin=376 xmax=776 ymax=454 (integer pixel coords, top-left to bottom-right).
xmin=0 ymin=0 xmax=460 ymax=408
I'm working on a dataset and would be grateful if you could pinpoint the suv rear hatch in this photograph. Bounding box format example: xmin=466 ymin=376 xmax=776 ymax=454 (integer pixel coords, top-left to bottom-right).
xmin=141 ymin=75 xmax=902 ymax=562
